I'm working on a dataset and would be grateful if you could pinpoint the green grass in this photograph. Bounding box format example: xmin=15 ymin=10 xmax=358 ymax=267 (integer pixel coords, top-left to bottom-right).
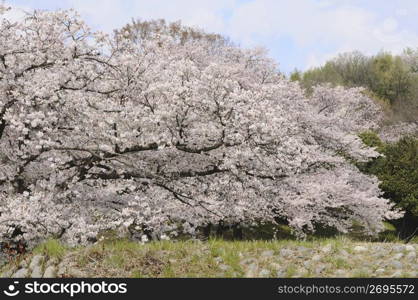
xmin=68 ymin=236 xmax=355 ymax=277
xmin=351 ymin=270 xmax=372 ymax=278
xmin=2 ymin=236 xmax=416 ymax=278
xmin=32 ymin=238 xmax=68 ymax=259
xmin=1 ymin=239 xmax=67 ymax=274
xmin=285 ymin=265 xmax=298 ymax=277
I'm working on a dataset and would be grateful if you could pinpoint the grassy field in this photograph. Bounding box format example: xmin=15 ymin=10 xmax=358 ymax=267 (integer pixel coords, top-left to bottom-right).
xmin=2 ymin=236 xmax=416 ymax=278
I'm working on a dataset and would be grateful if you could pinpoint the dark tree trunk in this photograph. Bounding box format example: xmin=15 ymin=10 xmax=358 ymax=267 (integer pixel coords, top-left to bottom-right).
xmin=232 ymin=224 xmax=243 ymax=240
xmin=216 ymin=221 xmax=224 ymax=237
xmin=202 ymin=224 xmax=212 ymax=239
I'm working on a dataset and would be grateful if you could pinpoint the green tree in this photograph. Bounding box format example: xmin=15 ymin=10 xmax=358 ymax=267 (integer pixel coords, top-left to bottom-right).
xmin=299 ymin=50 xmax=418 ymax=122
xmin=301 ymin=61 xmax=343 ymax=92
xmin=332 ymin=51 xmax=372 ymax=86
xmin=370 ymin=53 xmax=412 ymax=105
xmin=289 ymin=69 xmax=302 ymax=82
xmin=360 ymin=133 xmax=418 ymax=238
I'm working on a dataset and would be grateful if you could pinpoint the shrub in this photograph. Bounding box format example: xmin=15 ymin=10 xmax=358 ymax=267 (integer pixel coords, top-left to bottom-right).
xmin=359 ymin=134 xmax=418 ymax=237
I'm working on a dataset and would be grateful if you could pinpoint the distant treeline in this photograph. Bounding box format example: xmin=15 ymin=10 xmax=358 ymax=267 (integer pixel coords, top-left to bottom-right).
xmin=290 ymin=49 xmax=418 ymax=123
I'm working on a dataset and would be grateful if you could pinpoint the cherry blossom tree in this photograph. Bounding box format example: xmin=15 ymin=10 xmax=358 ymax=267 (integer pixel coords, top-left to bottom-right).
xmin=0 ymin=5 xmax=402 ymax=247
xmin=378 ymin=122 xmax=418 ymax=143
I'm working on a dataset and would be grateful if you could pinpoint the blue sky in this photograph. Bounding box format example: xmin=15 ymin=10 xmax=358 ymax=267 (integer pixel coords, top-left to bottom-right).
xmin=5 ymin=0 xmax=418 ymax=73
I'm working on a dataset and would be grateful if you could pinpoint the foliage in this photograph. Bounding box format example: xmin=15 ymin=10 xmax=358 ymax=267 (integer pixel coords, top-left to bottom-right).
xmin=359 ymin=134 xmax=418 ymax=236
xmin=358 ymin=131 xmax=385 ymax=152
xmin=369 ymin=54 xmax=412 ymax=104
xmin=372 ymin=138 xmax=418 ymax=216
xmin=0 ymin=5 xmax=402 ymax=247
xmin=289 ymin=69 xmax=302 ymax=82
xmin=33 ymin=238 xmax=68 ymax=259
xmin=370 ymin=138 xmax=418 ymax=215
xmin=295 ymin=50 xmax=418 ymax=123
xmin=296 ymin=61 xmax=343 ymax=93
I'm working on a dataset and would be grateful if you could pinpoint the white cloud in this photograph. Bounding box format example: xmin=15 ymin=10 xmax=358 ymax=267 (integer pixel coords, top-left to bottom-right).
xmin=65 ymin=0 xmax=133 ymax=32
xmin=223 ymin=0 xmax=418 ymax=69
xmin=395 ymin=8 xmax=407 ymax=17
xmin=305 ymin=52 xmax=337 ymax=70
xmin=65 ymin=0 xmax=236 ymax=33
xmin=382 ymin=17 xmax=398 ymax=33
